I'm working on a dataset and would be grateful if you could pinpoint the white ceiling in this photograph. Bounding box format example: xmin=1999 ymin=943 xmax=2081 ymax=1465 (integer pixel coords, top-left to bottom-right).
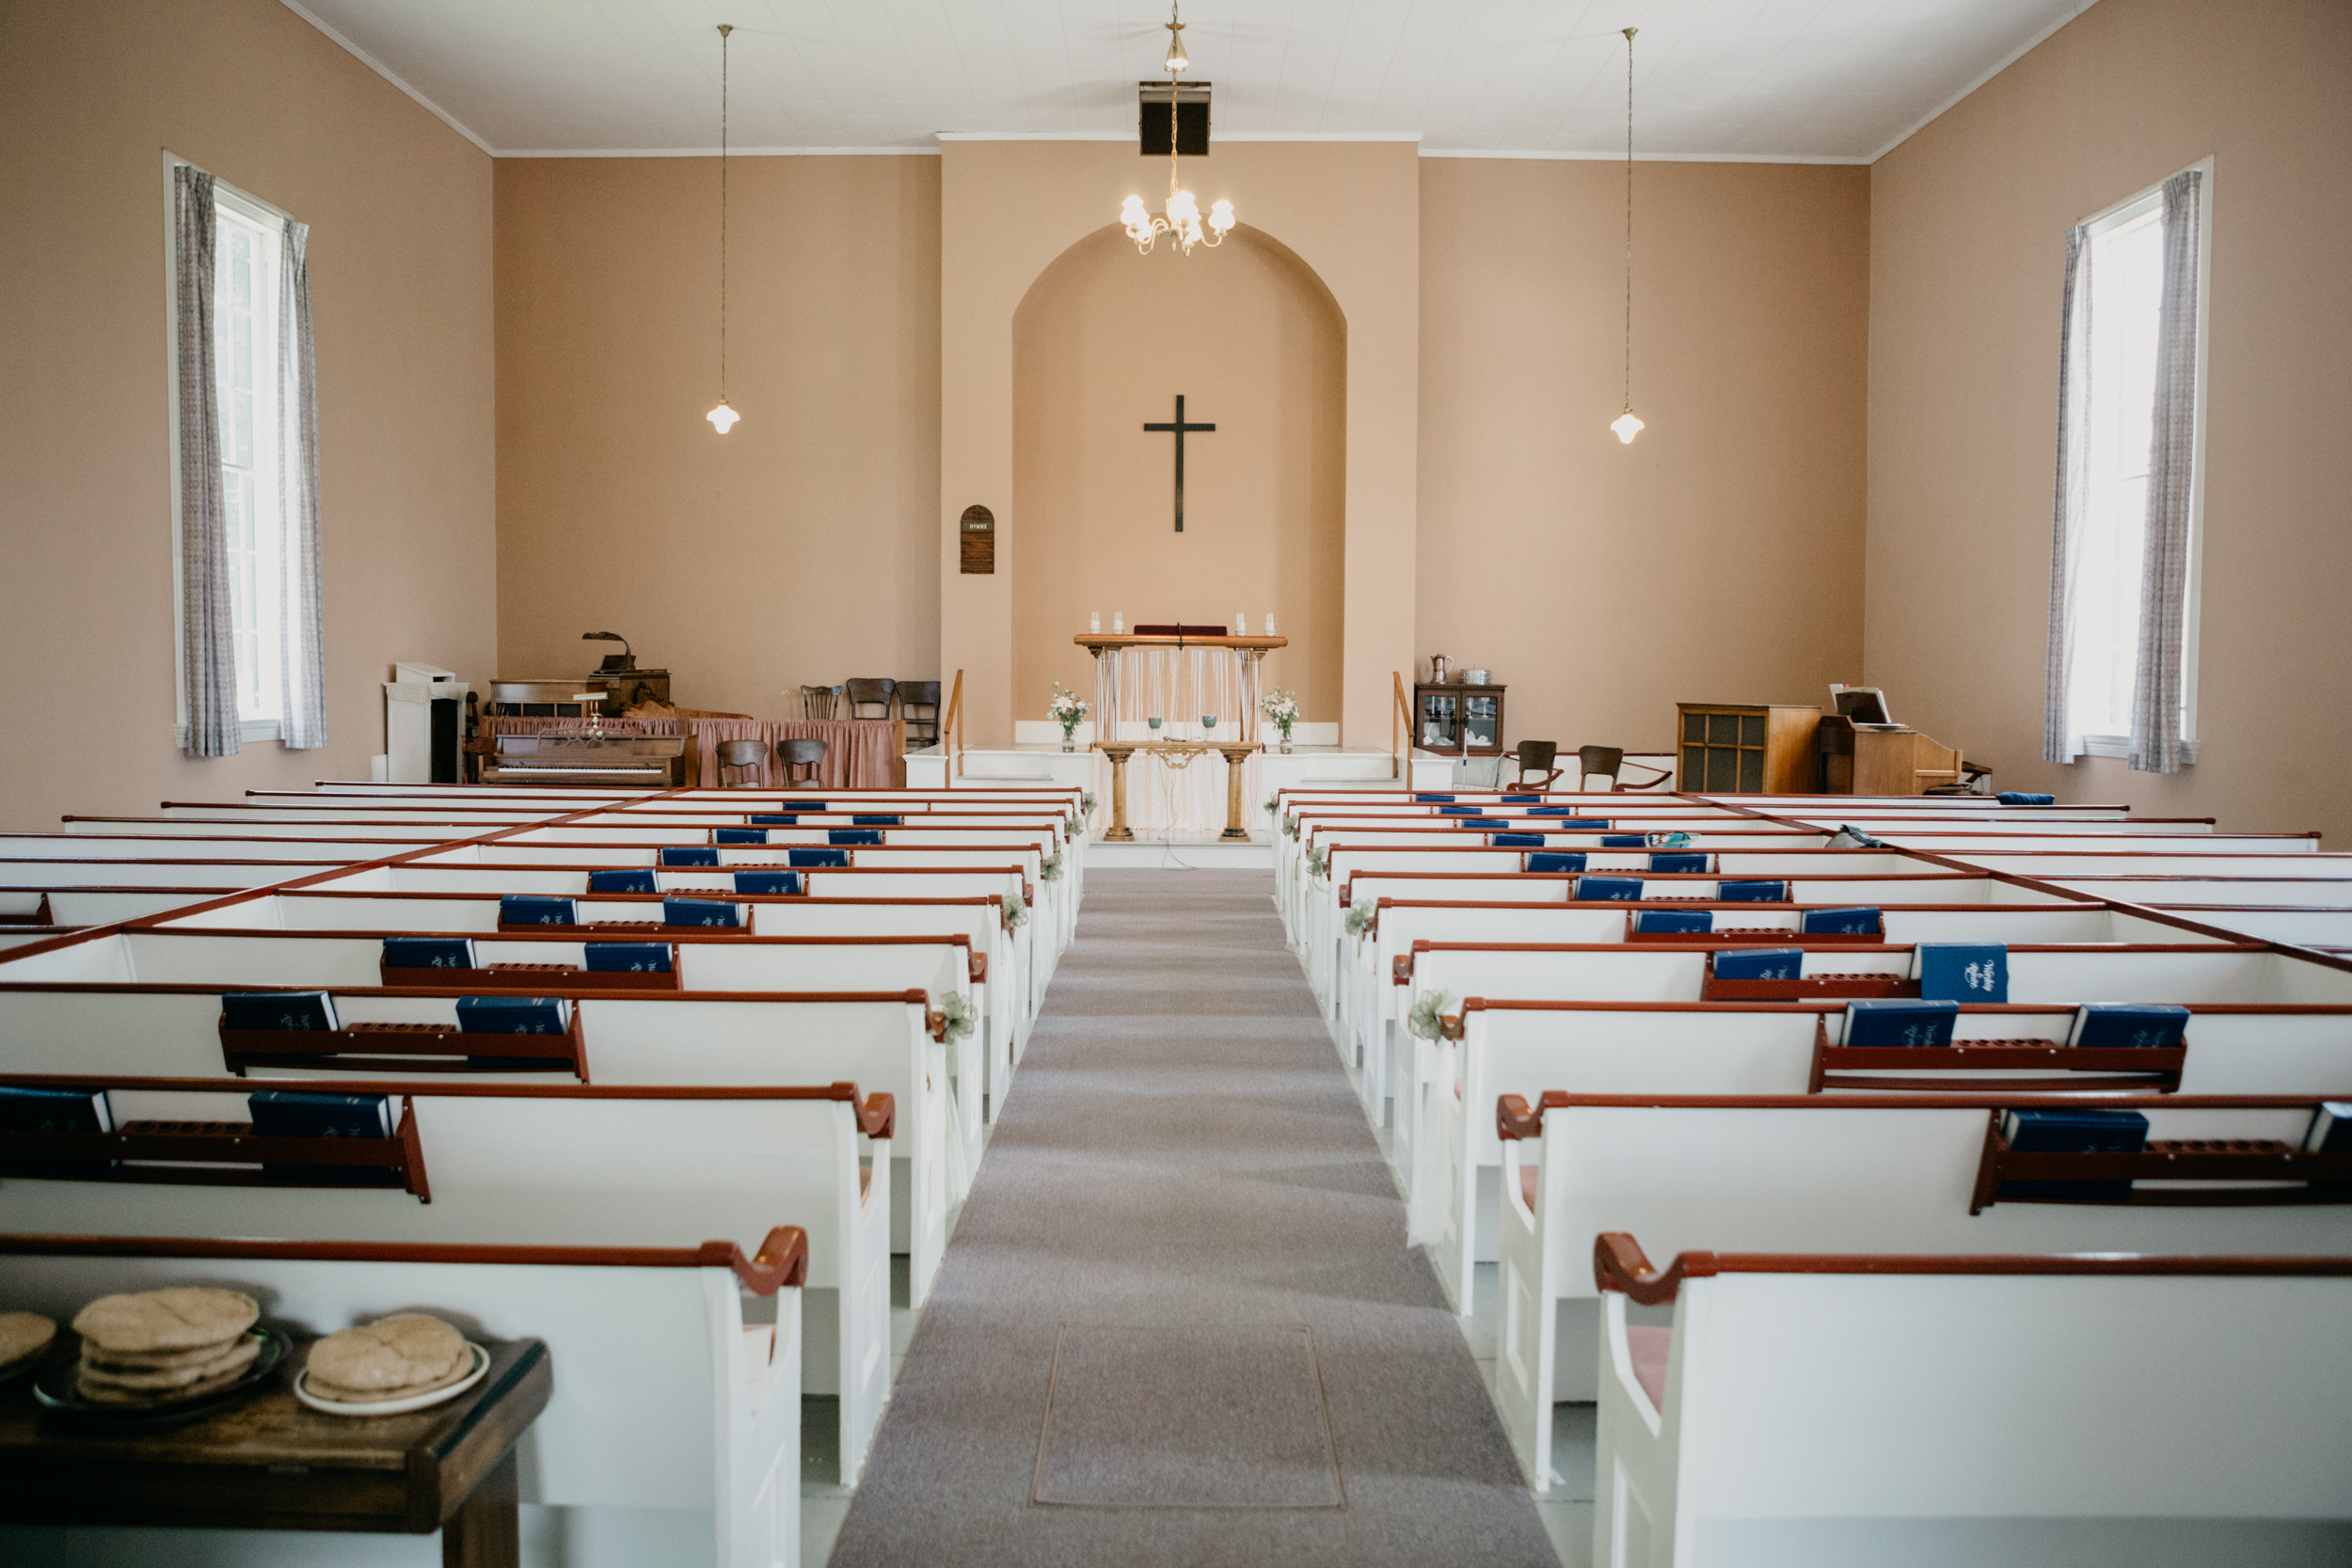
xmin=286 ymin=0 xmax=2096 ymax=163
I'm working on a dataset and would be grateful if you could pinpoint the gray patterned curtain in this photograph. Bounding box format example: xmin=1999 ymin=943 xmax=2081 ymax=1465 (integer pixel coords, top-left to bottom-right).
xmin=278 ymin=218 xmax=326 ymax=749
xmin=175 ymin=166 xmax=241 ymax=758
xmin=2128 ymin=168 xmax=2202 ymax=773
xmin=2041 ymin=224 xmax=2093 ymax=764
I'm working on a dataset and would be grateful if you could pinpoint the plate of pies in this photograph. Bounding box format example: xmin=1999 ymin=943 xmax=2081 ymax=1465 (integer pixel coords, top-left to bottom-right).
xmin=0 ymin=1311 xmax=62 ymax=1386
xmin=33 ymin=1288 xmax=290 ymax=1425
xmin=294 ymin=1313 xmax=487 ymax=1417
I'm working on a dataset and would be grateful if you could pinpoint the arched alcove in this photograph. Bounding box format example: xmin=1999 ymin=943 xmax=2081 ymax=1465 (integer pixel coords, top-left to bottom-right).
xmin=1010 ymin=224 xmax=1346 ymax=721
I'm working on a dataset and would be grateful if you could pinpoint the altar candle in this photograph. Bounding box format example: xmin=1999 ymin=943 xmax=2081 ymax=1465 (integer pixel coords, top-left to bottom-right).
xmin=1113 ymin=611 xmax=1123 ymax=633
xmin=1234 ymin=612 xmax=1247 ymax=636
xmin=1089 ymin=611 xmax=1101 ymax=633
xmin=1263 ymin=613 xmax=1277 ymax=635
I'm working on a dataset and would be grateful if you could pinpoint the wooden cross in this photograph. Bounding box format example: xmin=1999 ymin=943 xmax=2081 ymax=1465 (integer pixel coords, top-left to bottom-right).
xmin=1143 ymin=395 xmax=1216 ymax=532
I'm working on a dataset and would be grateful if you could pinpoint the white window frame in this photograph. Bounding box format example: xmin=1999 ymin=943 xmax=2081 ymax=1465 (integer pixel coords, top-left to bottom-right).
xmin=165 ymin=153 xmax=301 ymax=748
xmin=2067 ymin=156 xmax=2213 ymax=765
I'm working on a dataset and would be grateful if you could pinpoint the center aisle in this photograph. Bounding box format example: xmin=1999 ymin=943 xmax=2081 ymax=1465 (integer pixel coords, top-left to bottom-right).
xmin=826 ymin=868 xmax=1559 ymax=1567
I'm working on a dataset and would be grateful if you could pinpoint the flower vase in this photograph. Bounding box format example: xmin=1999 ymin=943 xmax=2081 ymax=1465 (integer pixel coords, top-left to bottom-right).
xmin=1279 ymin=732 xmax=1294 ymax=754
xmin=1060 ymin=728 xmax=1076 ymax=752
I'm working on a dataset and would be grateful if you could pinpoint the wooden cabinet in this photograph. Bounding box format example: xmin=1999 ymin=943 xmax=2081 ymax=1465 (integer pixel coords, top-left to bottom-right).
xmin=1415 ymin=684 xmax=1505 ymax=756
xmin=1676 ymin=703 xmax=1821 ymax=793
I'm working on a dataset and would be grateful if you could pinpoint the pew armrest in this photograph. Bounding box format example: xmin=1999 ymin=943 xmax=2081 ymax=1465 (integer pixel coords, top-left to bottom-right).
xmin=701 ymin=1225 xmax=810 ymax=1294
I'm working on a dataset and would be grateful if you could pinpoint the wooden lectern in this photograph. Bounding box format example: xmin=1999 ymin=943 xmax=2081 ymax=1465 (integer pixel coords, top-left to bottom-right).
xmin=1816 ymin=717 xmax=1965 ymax=795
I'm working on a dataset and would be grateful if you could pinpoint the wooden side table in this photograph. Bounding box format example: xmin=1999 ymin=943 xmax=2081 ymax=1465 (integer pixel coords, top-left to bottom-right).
xmin=1 ymin=1334 xmax=552 ymax=1566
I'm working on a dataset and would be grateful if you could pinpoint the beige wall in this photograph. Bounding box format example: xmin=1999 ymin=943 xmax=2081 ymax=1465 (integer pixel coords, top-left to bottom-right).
xmin=1867 ymin=0 xmax=2352 ymax=838
xmin=494 ymin=155 xmax=941 ymax=716
xmin=0 ymin=0 xmax=495 ymax=832
xmin=942 ymin=140 xmax=1418 ymax=749
xmin=1418 ymin=159 xmax=1873 ymax=761
xmin=1011 ymin=226 xmax=1346 ymax=719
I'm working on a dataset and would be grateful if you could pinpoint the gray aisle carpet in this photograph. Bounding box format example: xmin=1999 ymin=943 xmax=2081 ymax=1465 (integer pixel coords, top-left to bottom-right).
xmin=825 ymin=868 xmax=1559 ymax=1567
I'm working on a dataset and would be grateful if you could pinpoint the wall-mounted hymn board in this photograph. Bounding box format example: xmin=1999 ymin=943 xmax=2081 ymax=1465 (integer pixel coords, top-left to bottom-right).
xmin=960 ymin=505 xmax=994 ymax=575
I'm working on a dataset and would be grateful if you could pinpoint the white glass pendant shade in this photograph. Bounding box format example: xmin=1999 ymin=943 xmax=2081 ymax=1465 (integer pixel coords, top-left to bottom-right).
xmin=707 ymin=401 xmax=740 ymax=435
xmin=1610 ymin=411 xmax=1644 ymax=444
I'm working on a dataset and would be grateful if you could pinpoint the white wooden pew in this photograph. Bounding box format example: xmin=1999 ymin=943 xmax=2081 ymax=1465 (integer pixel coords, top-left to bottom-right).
xmin=1586 ymin=1236 xmax=2352 ymax=1566
xmin=0 ymin=1229 xmax=809 ymax=1568
xmin=1492 ymin=1092 xmax=2352 ymax=1496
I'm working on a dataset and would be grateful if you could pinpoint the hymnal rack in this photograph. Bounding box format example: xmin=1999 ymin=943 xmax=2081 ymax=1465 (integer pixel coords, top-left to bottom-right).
xmin=1807 ymin=1015 xmax=2186 ymax=1095
xmin=0 ymin=1096 xmax=430 ymax=1201
xmin=218 ymin=1008 xmax=590 ymax=1080
xmin=1969 ymin=1111 xmax=2351 ymax=1212
xmin=1702 ymin=960 xmax=1914 ymax=1002
xmin=381 ymin=955 xmax=680 ymax=993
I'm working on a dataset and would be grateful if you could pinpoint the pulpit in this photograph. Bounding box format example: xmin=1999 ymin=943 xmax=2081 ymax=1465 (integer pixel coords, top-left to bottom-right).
xmin=1817 ymin=718 xmax=1966 ymax=795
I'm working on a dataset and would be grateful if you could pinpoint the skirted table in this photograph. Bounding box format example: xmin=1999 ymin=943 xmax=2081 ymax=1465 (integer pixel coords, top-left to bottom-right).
xmin=1096 ymin=739 xmax=1262 ymax=842
xmin=485 ymin=716 xmax=902 ymax=790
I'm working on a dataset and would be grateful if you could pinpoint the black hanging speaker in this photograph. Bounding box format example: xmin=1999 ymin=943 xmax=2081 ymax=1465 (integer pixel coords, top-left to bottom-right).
xmin=1138 ymin=83 xmax=1212 ymax=156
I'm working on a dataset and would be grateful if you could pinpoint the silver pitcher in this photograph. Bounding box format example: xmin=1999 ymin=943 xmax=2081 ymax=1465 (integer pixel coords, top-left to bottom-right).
xmin=1429 ymin=654 xmax=1452 ymax=686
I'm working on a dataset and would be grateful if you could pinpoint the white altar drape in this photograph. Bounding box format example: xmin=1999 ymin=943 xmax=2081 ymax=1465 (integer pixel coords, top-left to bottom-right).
xmin=1089 ymin=647 xmax=1261 ymax=835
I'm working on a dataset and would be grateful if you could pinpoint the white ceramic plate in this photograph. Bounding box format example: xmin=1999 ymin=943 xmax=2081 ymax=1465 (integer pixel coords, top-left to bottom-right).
xmin=294 ymin=1339 xmax=489 ymax=1417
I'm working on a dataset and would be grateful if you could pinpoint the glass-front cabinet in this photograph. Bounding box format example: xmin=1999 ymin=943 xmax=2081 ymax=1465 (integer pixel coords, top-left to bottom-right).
xmin=1415 ymin=683 xmax=1506 ymax=757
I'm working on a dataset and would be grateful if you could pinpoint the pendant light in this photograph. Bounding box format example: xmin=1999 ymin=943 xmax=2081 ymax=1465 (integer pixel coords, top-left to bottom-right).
xmin=706 ymin=23 xmax=739 ymax=435
xmin=1609 ymin=27 xmax=1645 ymax=445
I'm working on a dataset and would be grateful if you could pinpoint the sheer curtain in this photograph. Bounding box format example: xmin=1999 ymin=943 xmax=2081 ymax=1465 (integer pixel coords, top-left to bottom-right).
xmin=2128 ymin=168 xmax=2202 ymax=774
xmin=2041 ymin=225 xmax=2092 ymax=765
xmin=175 ymin=165 xmax=241 ymax=758
xmin=277 ymin=218 xmax=326 ymax=749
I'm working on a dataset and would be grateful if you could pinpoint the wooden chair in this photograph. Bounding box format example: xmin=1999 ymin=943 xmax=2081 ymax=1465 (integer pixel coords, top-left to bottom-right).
xmin=898 ymin=680 xmax=942 ymax=748
xmin=1577 ymin=744 xmax=1672 ymax=792
xmin=778 ymin=736 xmax=827 ymax=785
xmin=843 ymin=678 xmax=896 ymax=721
xmin=801 ymin=686 xmax=838 ymax=721
xmin=1502 ymin=740 xmax=1563 ymax=791
xmin=715 ymin=738 xmax=767 ymax=788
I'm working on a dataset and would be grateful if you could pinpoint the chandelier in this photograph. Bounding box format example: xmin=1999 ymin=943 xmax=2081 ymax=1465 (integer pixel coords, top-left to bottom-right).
xmin=1120 ymin=3 xmax=1233 ymax=256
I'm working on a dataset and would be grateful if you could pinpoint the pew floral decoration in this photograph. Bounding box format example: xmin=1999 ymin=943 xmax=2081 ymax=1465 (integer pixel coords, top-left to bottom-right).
xmin=1081 ymin=791 xmax=1097 ymax=817
xmin=1343 ymin=901 xmax=1374 ymax=938
xmin=938 ymin=991 xmax=976 ymax=1041
xmin=1003 ymin=890 xmax=1029 ymax=929
xmin=1048 ymin=685 xmax=1089 ymax=751
xmin=1282 ymin=812 xmax=1299 ymax=839
xmin=1406 ymin=989 xmax=1460 ymax=1042
xmin=1040 ymin=851 xmax=1064 ymax=882
xmin=1263 ymin=794 xmax=1279 ymax=816
xmin=1305 ymin=845 xmax=1327 ymax=879
xmin=1259 ymin=688 xmax=1300 ymax=752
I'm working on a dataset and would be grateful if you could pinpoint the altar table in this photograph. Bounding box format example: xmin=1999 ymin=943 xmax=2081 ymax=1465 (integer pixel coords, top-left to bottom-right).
xmin=1097 ymin=740 xmax=1263 ymax=842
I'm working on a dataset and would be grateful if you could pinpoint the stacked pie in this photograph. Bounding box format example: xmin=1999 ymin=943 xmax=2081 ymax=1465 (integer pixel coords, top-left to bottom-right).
xmin=71 ymin=1288 xmax=261 ymax=1405
xmin=0 ymin=1310 xmax=58 ymax=1370
xmin=305 ymin=1312 xmax=472 ymax=1405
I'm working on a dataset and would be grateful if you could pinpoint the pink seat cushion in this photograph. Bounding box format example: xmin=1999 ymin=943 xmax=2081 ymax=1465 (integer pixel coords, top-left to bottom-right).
xmin=1626 ymin=1324 xmax=1671 ymax=1411
xmin=1518 ymin=1164 xmax=1538 ymax=1209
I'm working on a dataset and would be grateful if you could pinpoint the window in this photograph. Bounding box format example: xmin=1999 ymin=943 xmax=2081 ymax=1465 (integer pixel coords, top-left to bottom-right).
xmin=2044 ymin=160 xmax=2210 ymax=770
xmin=214 ymin=197 xmax=284 ymax=726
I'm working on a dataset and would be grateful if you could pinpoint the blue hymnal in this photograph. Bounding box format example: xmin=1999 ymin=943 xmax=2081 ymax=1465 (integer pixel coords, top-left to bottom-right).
xmin=248 ymin=1088 xmax=392 ymax=1138
xmin=1458 ymin=816 xmax=1507 ymax=830
xmin=1843 ymin=998 xmax=1959 ymax=1049
xmin=1635 ymin=910 xmax=1713 ymax=934
xmin=750 ymin=815 xmax=799 ymax=826
xmin=1601 ymin=834 xmax=1646 ymax=847
xmin=1501 ymin=794 xmax=1541 ymax=804
xmin=588 ymin=869 xmax=658 ymax=895
xmin=788 ymin=847 xmax=849 ymax=868
xmin=853 ymin=814 xmax=902 ymax=826
xmin=222 ymin=990 xmax=342 ymax=1032
xmin=1413 ymin=793 xmax=1455 ymax=803
xmin=1717 ymin=879 xmax=1788 ymax=902
xmin=1713 ymin=948 xmax=1803 ymax=982
xmin=734 ymin=870 xmax=803 ymax=896
xmin=2303 ymin=1103 xmax=2352 ymax=1154
xmin=1494 ymin=833 xmax=1544 ymax=847
xmin=784 ymin=800 xmax=828 ymax=812
xmin=2067 ymin=1004 xmax=2190 ymax=1051
xmin=1438 ymin=805 xmax=1480 ymax=816
xmin=2000 ymin=1107 xmax=2148 ymax=1201
xmin=1803 ymin=906 xmax=1881 ymax=936
xmin=1575 ymin=876 xmax=1644 ymax=902
xmin=585 ymin=942 xmax=673 ymax=974
xmin=382 ymin=936 xmax=476 ymax=971
xmin=660 ymin=847 xmax=721 ymax=867
xmin=0 ymin=1085 xmax=113 ymax=1133
xmin=829 ymin=829 xmax=882 ymax=846
xmin=1649 ymin=852 xmax=1712 ymax=874
xmin=1531 ymin=812 xmax=1609 ymax=827
xmin=1997 ymin=792 xmax=2057 ymax=806
xmin=1528 ymin=852 xmax=1587 ymax=874
xmin=500 ymin=895 xmax=578 ymax=927
xmin=714 ymin=828 xmax=768 ymax=845
xmin=1915 ymin=943 xmax=2010 ymax=1004
xmin=456 ymin=994 xmax=573 ymax=1035
xmin=663 ymin=896 xmax=742 ymax=928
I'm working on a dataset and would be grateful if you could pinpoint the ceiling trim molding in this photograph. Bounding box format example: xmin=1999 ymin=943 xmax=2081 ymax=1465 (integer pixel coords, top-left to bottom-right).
xmin=501 ymin=146 xmax=941 ymax=159
xmin=1865 ymin=0 xmax=2102 ymax=164
xmin=278 ymin=0 xmax=493 ymax=156
xmin=933 ymin=131 xmax=1424 ymax=143
xmin=1421 ymin=148 xmax=1870 ymax=166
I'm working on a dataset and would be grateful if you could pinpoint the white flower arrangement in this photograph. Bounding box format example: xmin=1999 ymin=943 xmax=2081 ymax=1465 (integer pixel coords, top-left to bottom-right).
xmin=1047 ymin=684 xmax=1090 ymax=737
xmin=1406 ymin=989 xmax=1461 ymax=1042
xmin=1259 ymin=687 xmax=1300 ymax=737
xmin=1040 ymin=851 xmax=1064 ymax=882
xmin=1263 ymin=795 xmax=1279 ymax=816
xmin=1305 ymin=844 xmax=1327 ymax=878
xmin=1003 ymin=890 xmax=1029 ymax=929
xmin=1081 ymin=790 xmax=1097 ymax=816
xmin=1343 ymin=901 xmax=1374 ymax=937
xmin=1282 ymin=812 xmax=1299 ymax=839
xmin=937 ymin=991 xmax=976 ymax=1041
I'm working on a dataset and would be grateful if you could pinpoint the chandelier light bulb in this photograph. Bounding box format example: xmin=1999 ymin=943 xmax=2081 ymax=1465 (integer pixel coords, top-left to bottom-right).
xmin=707 ymin=401 xmax=739 ymax=435
xmin=1208 ymin=198 xmax=1234 ymax=233
xmin=1611 ymin=410 xmax=1644 ymax=445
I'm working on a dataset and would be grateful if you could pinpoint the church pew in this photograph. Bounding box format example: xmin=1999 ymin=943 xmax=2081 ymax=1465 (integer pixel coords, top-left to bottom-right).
xmin=0 ymin=857 xmax=366 ymax=887
xmin=1414 ymin=997 xmax=2352 ymax=1320
xmin=1583 ymin=1238 xmax=2352 ymax=1562
xmin=0 ymin=888 xmax=265 ymax=925
xmin=1944 ymin=851 xmax=2352 ymax=879
xmin=0 ymin=1075 xmax=895 ymax=1490
xmin=0 ymin=1228 xmax=809 ymax=1568
xmin=2146 ymin=905 xmax=2352 ymax=948
xmin=2 ymin=832 xmax=447 ymax=858
xmin=1491 ymin=1092 xmax=2352 ymax=1496
xmin=0 ymin=985 xmax=960 ymax=1307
